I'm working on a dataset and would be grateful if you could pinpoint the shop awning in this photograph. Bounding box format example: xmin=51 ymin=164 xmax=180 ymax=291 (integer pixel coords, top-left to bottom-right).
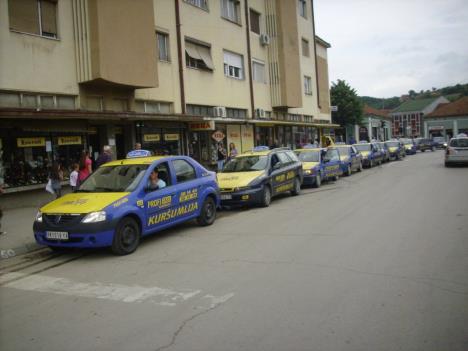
xmin=249 ymin=119 xmax=340 ymax=128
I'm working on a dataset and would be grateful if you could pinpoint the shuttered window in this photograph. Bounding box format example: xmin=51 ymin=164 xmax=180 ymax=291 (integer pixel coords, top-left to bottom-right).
xmin=8 ymin=0 xmax=57 ymax=38
xmin=185 ymin=40 xmax=214 ymax=71
xmin=252 ymin=60 xmax=265 ymax=83
xmin=249 ymin=9 xmax=260 ymax=34
xmin=302 ymin=38 xmax=310 ymax=57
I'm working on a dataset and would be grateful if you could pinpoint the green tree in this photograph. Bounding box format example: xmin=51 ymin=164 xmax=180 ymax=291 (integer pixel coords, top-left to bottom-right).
xmin=330 ymin=79 xmax=363 ymax=126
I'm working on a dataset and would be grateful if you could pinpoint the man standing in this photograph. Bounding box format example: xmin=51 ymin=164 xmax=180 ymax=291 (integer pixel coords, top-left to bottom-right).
xmin=95 ymin=145 xmax=113 ymax=168
xmin=134 ymin=142 xmax=142 ymax=150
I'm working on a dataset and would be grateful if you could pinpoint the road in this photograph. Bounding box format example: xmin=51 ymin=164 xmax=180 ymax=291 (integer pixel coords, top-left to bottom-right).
xmin=1 ymin=150 xmax=467 ymax=351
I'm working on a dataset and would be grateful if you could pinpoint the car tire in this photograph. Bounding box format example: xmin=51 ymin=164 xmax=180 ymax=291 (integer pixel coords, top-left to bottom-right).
xmin=313 ymin=174 xmax=321 ymax=188
xmin=260 ymin=185 xmax=272 ymax=207
xmin=111 ymin=217 xmax=140 ymax=255
xmin=291 ymin=177 xmax=301 ymax=196
xmin=345 ymin=164 xmax=351 ymax=176
xmin=197 ymin=196 xmax=216 ymax=226
xmin=445 ymin=162 xmax=450 ymax=167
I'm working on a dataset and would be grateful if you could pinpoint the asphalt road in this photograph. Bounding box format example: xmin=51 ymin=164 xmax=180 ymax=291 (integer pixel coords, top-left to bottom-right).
xmin=1 ymin=150 xmax=467 ymax=351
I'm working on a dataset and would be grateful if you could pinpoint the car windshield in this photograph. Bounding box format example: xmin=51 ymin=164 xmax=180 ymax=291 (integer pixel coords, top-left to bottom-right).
xmin=354 ymin=144 xmax=371 ymax=152
xmin=222 ymin=155 xmax=268 ymax=172
xmin=385 ymin=141 xmax=399 ymax=147
xmin=296 ymin=151 xmax=320 ymax=162
xmin=433 ymin=137 xmax=444 ymax=142
xmin=449 ymin=138 xmax=468 ymax=147
xmin=335 ymin=147 xmax=350 ymax=156
xmin=78 ymin=164 xmax=149 ymax=192
xmin=401 ymin=139 xmax=412 ymax=144
xmin=324 ymin=149 xmax=340 ymax=162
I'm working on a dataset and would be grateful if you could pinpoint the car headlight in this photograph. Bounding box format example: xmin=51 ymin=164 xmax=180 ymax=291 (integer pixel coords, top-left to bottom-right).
xmin=304 ymin=170 xmax=312 ymax=175
xmin=82 ymin=211 xmax=106 ymax=223
xmin=35 ymin=211 xmax=43 ymax=222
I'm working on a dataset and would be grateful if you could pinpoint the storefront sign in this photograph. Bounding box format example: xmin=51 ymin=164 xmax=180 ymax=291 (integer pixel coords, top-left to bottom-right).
xmin=17 ymin=137 xmax=46 ymax=148
xmin=164 ymin=133 xmax=179 ymax=141
xmin=143 ymin=134 xmax=161 ymax=142
xmin=58 ymin=136 xmax=82 ymax=145
xmin=428 ymin=126 xmax=444 ymax=131
xmin=212 ymin=130 xmax=225 ymax=142
xmin=189 ymin=121 xmax=215 ymax=131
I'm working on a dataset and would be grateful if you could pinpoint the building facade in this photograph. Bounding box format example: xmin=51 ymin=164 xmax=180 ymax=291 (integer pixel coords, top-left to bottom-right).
xmin=345 ymin=106 xmax=392 ymax=143
xmin=0 ymin=0 xmax=334 ymax=193
xmin=424 ymin=96 xmax=468 ymax=140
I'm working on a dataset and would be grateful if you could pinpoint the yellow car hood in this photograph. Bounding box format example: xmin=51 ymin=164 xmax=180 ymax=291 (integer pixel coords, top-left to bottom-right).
xmin=40 ymin=192 xmax=130 ymax=214
xmin=217 ymin=171 xmax=265 ymax=188
xmin=360 ymin=151 xmax=370 ymax=157
xmin=339 ymin=155 xmax=349 ymax=161
xmin=405 ymin=144 xmax=413 ymax=149
xmin=388 ymin=147 xmax=398 ymax=152
xmin=302 ymin=162 xmax=319 ymax=170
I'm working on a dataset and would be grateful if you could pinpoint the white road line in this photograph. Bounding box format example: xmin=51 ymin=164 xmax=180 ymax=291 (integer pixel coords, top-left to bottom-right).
xmin=0 ymin=272 xmax=233 ymax=307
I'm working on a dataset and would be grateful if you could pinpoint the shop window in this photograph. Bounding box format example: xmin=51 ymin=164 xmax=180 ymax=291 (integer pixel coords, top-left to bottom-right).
xmin=39 ymin=95 xmax=54 ymax=108
xmin=298 ymin=0 xmax=307 ymax=19
xmin=56 ymin=95 xmax=75 ymax=109
xmin=252 ymin=60 xmax=265 ymax=83
xmin=157 ymin=32 xmax=170 ymax=62
xmin=0 ymin=91 xmax=21 ymax=107
xmin=224 ymin=50 xmax=243 ymax=79
xmin=184 ymin=0 xmax=208 ymax=10
xmin=172 ymin=159 xmax=197 ymax=183
xmin=185 ymin=40 xmax=214 ymax=71
xmin=249 ymin=9 xmax=260 ymax=34
xmin=221 ymin=0 xmax=241 ymax=24
xmin=304 ymin=76 xmax=313 ymax=95
xmin=302 ymin=38 xmax=310 ymax=57
xmin=22 ymin=94 xmax=38 ymax=108
xmin=8 ymin=0 xmax=58 ymax=38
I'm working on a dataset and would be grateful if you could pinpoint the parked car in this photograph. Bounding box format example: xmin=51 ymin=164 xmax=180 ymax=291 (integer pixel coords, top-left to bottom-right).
xmin=433 ymin=136 xmax=447 ymax=149
xmin=376 ymin=142 xmax=390 ymax=162
xmin=295 ymin=146 xmax=343 ymax=187
xmin=416 ymin=138 xmax=436 ymax=152
xmin=353 ymin=143 xmax=383 ymax=167
xmin=217 ymin=147 xmax=303 ymax=207
xmin=34 ymin=151 xmax=220 ymax=255
xmin=384 ymin=140 xmax=405 ymax=160
xmin=445 ymin=134 xmax=468 ymax=166
xmin=335 ymin=145 xmax=363 ymax=175
xmin=400 ymin=138 xmax=417 ymax=155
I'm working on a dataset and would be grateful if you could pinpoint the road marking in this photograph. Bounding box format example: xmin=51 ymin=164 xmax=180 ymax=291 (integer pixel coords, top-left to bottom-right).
xmin=0 ymin=272 xmax=233 ymax=307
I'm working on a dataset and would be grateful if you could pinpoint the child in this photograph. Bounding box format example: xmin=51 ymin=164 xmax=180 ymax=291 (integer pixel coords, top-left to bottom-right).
xmin=70 ymin=163 xmax=79 ymax=191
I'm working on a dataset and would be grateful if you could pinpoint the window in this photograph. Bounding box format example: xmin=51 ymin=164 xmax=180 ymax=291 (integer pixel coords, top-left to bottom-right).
xmin=277 ymin=152 xmax=291 ymax=165
xmin=221 ymin=0 xmax=241 ymax=24
xmin=224 ymin=51 xmax=244 ymax=79
xmin=186 ymin=104 xmax=214 ymax=117
xmin=301 ymin=38 xmax=310 ymax=57
xmin=304 ymin=76 xmax=312 ymax=95
xmin=184 ymin=0 xmax=208 ymax=10
xmin=249 ymin=9 xmax=260 ymax=34
xmin=157 ymin=32 xmax=170 ymax=62
xmin=173 ymin=159 xmax=197 ymax=183
xmin=0 ymin=92 xmax=21 ymax=107
xmin=226 ymin=108 xmax=247 ymax=119
xmin=252 ymin=60 xmax=266 ymax=83
xmin=56 ymin=95 xmax=76 ymax=109
xmin=151 ymin=162 xmax=172 ymax=187
xmin=298 ymin=0 xmax=307 ymax=18
xmin=22 ymin=94 xmax=38 ymax=108
xmin=185 ymin=40 xmax=214 ymax=71
xmin=8 ymin=0 xmax=57 ymax=38
xmin=39 ymin=95 xmax=54 ymax=108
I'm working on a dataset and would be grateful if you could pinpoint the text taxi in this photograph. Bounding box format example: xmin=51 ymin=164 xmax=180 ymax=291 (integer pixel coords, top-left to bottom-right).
xmin=295 ymin=146 xmax=343 ymax=187
xmin=33 ymin=150 xmax=220 ymax=255
xmin=217 ymin=147 xmax=303 ymax=207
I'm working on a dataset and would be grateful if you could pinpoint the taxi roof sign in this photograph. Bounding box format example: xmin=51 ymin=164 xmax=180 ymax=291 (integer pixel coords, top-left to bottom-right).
xmin=252 ymin=146 xmax=270 ymax=152
xmin=302 ymin=143 xmax=318 ymax=149
xmin=126 ymin=150 xmax=152 ymax=158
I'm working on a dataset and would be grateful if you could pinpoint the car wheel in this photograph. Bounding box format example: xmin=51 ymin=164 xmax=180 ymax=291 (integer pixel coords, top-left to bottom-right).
xmin=445 ymin=162 xmax=450 ymax=167
xmin=313 ymin=174 xmax=321 ymax=188
xmin=111 ymin=217 xmax=140 ymax=255
xmin=197 ymin=196 xmax=216 ymax=226
xmin=291 ymin=177 xmax=301 ymax=196
xmin=260 ymin=185 xmax=272 ymax=207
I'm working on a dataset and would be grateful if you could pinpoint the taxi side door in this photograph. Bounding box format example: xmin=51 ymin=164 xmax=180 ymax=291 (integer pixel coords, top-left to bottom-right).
xmin=350 ymin=146 xmax=361 ymax=171
xmin=143 ymin=162 xmax=177 ymax=234
xmin=269 ymin=153 xmax=288 ymax=196
xmin=322 ymin=149 xmax=341 ymax=180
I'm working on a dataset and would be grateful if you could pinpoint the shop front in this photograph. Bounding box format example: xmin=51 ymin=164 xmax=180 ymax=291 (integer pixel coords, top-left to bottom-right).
xmin=253 ymin=121 xmax=319 ymax=149
xmin=135 ymin=121 xmax=186 ymax=156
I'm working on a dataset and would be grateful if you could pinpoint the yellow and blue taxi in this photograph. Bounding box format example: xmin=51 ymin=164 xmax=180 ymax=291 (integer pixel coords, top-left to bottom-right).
xmin=216 ymin=146 xmax=303 ymax=207
xmin=334 ymin=144 xmax=363 ymax=175
xmin=295 ymin=146 xmax=343 ymax=187
xmin=353 ymin=142 xmax=383 ymax=168
xmin=33 ymin=150 xmax=220 ymax=255
xmin=384 ymin=140 xmax=405 ymax=160
xmin=400 ymin=138 xmax=417 ymax=155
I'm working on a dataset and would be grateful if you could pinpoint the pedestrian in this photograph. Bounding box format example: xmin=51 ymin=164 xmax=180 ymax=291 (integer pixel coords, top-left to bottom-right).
xmin=49 ymin=162 xmax=63 ymax=198
xmin=217 ymin=143 xmax=227 ymax=172
xmin=134 ymin=142 xmax=141 ymax=150
xmin=95 ymin=145 xmax=112 ymax=168
xmin=69 ymin=163 xmax=79 ymax=192
xmin=228 ymin=142 xmax=238 ymax=161
xmin=78 ymin=150 xmax=92 ymax=184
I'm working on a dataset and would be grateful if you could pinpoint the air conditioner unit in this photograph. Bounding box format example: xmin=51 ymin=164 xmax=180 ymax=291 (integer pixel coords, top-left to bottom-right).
xmin=213 ymin=106 xmax=227 ymax=118
xmin=260 ymin=34 xmax=270 ymax=46
xmin=255 ymin=108 xmax=266 ymax=119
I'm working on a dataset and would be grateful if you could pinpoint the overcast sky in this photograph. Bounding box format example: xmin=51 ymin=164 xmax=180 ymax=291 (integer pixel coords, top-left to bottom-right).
xmin=314 ymin=0 xmax=468 ymax=98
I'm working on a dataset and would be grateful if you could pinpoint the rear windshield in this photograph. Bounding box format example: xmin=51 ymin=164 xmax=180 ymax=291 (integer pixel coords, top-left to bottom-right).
xmin=449 ymin=138 xmax=468 ymax=147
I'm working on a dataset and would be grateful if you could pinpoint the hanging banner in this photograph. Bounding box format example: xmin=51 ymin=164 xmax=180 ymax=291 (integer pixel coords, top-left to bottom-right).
xmin=143 ymin=134 xmax=161 ymax=142
xmin=189 ymin=121 xmax=215 ymax=131
xmin=58 ymin=136 xmax=82 ymax=145
xmin=17 ymin=137 xmax=46 ymax=148
xmin=164 ymin=133 xmax=180 ymax=141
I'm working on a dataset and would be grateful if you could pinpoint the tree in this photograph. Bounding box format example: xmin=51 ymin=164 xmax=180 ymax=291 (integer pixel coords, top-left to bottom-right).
xmin=330 ymin=79 xmax=363 ymax=126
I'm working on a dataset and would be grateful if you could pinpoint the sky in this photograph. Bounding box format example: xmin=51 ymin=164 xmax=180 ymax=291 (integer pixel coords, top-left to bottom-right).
xmin=314 ymin=0 xmax=468 ymax=98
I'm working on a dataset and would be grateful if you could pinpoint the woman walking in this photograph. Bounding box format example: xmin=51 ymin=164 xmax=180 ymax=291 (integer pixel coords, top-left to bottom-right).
xmin=78 ymin=150 xmax=92 ymax=184
xmin=50 ymin=162 xmax=64 ymax=198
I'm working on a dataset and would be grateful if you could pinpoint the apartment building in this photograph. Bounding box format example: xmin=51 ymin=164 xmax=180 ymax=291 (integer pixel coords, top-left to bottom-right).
xmin=0 ymin=0 xmax=334 ymax=193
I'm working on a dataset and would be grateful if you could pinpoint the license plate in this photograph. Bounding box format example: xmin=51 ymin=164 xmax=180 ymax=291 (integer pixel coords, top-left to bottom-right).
xmin=220 ymin=194 xmax=232 ymax=200
xmin=46 ymin=231 xmax=69 ymax=240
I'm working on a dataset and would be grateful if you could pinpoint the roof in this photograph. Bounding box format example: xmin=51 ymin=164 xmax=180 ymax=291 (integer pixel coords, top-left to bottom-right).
xmin=391 ymin=97 xmax=440 ymax=113
xmin=315 ymin=35 xmax=331 ymax=48
xmin=425 ymin=96 xmax=468 ymax=118
xmin=363 ymin=105 xmax=391 ymax=119
xmin=238 ymin=150 xmax=271 ymax=157
xmin=103 ymin=156 xmax=164 ymax=166
xmin=295 ymin=148 xmax=321 ymax=152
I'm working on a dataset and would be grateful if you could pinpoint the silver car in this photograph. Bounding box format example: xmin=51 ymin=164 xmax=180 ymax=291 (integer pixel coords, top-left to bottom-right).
xmin=445 ymin=135 xmax=468 ymax=166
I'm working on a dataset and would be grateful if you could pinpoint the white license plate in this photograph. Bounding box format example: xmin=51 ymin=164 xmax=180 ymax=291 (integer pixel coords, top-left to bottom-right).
xmin=220 ymin=194 xmax=232 ymax=200
xmin=46 ymin=231 xmax=69 ymax=240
